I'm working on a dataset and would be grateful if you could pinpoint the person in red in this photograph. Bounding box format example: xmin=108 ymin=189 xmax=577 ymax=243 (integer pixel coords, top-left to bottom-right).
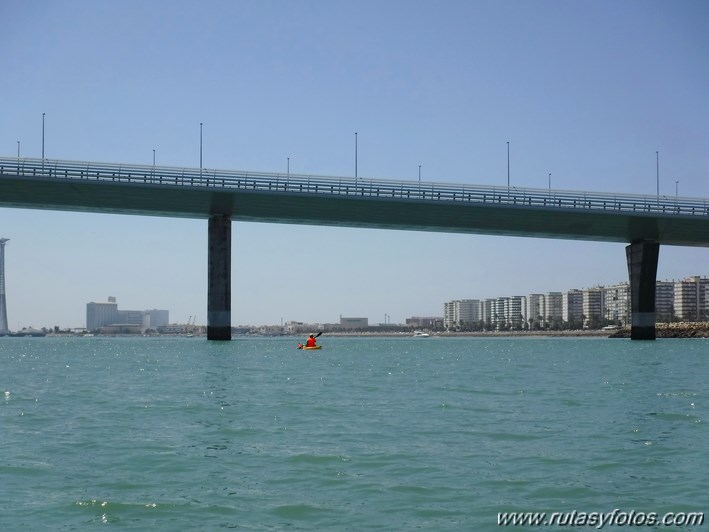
xmin=306 ymin=334 xmax=317 ymax=348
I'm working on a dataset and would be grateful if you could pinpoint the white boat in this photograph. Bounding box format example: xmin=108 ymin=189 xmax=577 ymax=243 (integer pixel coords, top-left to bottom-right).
xmin=413 ymin=331 xmax=430 ymax=337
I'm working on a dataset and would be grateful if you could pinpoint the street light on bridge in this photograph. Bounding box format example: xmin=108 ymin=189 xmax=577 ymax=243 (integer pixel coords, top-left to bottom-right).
xmin=656 ymin=150 xmax=659 ymax=200
xmin=42 ymin=113 xmax=45 ymax=159
xmin=506 ymin=141 xmax=510 ymax=188
xmin=354 ymin=132 xmax=358 ymax=181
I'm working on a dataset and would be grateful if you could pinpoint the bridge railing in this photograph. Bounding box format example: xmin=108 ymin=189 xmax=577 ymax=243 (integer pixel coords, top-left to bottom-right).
xmin=2 ymin=156 xmax=708 ymax=217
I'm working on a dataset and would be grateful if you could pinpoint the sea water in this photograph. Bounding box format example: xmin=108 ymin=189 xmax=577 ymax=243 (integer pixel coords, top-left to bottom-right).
xmin=0 ymin=336 xmax=706 ymax=530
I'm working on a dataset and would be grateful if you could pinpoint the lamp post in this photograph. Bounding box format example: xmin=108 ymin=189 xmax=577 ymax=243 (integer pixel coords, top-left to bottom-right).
xmin=17 ymin=141 xmax=20 ymax=158
xmin=675 ymin=180 xmax=679 ymax=198
xmin=506 ymin=141 xmax=510 ymax=188
xmin=153 ymin=149 xmax=156 ymax=166
xmin=287 ymin=157 xmax=290 ymax=178
xmin=418 ymin=165 xmax=421 ymax=186
xmin=548 ymin=172 xmax=551 ymax=191
xmin=656 ymin=150 xmax=659 ymax=200
xmin=200 ymin=123 xmax=203 ymax=169
xmin=354 ymin=132 xmax=358 ymax=181
xmin=42 ymin=112 xmax=45 ymax=159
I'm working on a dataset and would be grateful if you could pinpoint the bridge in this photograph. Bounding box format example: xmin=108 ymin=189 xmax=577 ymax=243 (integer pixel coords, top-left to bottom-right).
xmin=3 ymin=156 xmax=709 ymax=340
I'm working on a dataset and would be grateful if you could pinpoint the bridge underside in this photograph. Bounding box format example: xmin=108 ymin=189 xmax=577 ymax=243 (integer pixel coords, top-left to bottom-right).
xmin=4 ymin=171 xmax=709 ymax=341
xmin=3 ymin=175 xmax=709 ymax=246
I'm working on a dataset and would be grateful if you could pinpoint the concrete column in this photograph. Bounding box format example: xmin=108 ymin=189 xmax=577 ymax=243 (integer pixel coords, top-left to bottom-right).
xmin=625 ymin=240 xmax=660 ymax=340
xmin=208 ymin=215 xmax=231 ymax=340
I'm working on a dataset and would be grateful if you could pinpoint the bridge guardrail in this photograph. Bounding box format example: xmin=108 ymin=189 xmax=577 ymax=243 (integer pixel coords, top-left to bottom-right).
xmin=2 ymin=157 xmax=708 ymax=217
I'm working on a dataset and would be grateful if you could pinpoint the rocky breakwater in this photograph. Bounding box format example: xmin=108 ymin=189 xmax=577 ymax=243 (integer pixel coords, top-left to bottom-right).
xmin=609 ymin=321 xmax=709 ymax=338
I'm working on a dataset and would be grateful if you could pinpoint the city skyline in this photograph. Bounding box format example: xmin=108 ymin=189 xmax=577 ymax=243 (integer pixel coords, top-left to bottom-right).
xmin=2 ymin=1 xmax=709 ymax=329
xmin=2 ymin=247 xmax=707 ymax=331
xmin=444 ymin=274 xmax=709 ymax=331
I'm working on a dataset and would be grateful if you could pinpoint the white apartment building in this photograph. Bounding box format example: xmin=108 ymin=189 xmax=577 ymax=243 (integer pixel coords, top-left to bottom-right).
xmin=604 ymin=283 xmax=630 ymax=325
xmin=674 ymin=276 xmax=709 ymax=321
xmin=562 ymin=289 xmax=584 ymax=326
xmin=494 ymin=298 xmax=508 ymax=329
xmin=526 ymin=294 xmax=546 ymax=329
xmin=86 ymin=300 xmax=119 ymax=331
xmin=479 ymin=299 xmax=494 ymax=327
xmin=508 ymin=296 xmax=526 ymax=329
xmin=443 ymin=299 xmax=480 ymax=329
xmin=582 ymin=288 xmax=604 ymax=327
xmin=656 ymin=281 xmax=675 ymax=321
xmin=546 ymin=292 xmax=563 ymax=327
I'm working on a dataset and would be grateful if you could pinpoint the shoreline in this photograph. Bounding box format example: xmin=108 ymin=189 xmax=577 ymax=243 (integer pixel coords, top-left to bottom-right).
xmin=26 ymin=322 xmax=709 ymax=339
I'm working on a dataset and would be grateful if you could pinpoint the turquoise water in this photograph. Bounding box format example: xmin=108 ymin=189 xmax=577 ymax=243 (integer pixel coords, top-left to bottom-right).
xmin=1 ymin=336 xmax=706 ymax=530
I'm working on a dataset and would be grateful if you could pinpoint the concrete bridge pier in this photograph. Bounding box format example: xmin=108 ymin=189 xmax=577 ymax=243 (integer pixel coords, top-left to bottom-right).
xmin=208 ymin=215 xmax=232 ymax=340
xmin=626 ymin=240 xmax=660 ymax=340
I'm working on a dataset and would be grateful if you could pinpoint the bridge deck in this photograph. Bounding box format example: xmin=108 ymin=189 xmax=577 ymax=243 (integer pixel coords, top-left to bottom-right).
xmin=2 ymin=157 xmax=709 ymax=246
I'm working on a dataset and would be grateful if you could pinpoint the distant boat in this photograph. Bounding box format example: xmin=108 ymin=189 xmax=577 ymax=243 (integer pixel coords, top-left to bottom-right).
xmin=7 ymin=329 xmax=46 ymax=337
xmin=413 ymin=331 xmax=430 ymax=337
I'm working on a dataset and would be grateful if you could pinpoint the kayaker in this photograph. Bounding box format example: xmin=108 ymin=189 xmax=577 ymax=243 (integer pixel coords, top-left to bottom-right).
xmin=306 ymin=333 xmax=317 ymax=348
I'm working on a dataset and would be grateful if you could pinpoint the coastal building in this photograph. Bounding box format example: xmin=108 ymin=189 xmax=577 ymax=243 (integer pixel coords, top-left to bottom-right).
xmin=494 ymin=297 xmax=508 ymax=329
xmin=443 ymin=300 xmax=479 ymax=329
xmin=86 ymin=297 xmax=169 ymax=333
xmin=656 ymin=281 xmax=675 ymax=321
xmin=145 ymin=309 xmax=169 ymax=328
xmin=526 ymin=294 xmax=546 ymax=329
xmin=562 ymin=289 xmax=583 ymax=328
xmin=407 ymin=316 xmax=444 ymax=328
xmin=674 ymin=276 xmax=709 ymax=321
xmin=545 ymin=292 xmax=563 ymax=328
xmin=508 ymin=296 xmax=526 ymax=329
xmin=339 ymin=317 xmax=368 ymax=329
xmin=582 ymin=288 xmax=604 ymax=328
xmin=480 ymin=299 xmax=495 ymax=328
xmin=86 ymin=299 xmax=119 ymax=330
xmin=604 ymin=283 xmax=630 ymax=325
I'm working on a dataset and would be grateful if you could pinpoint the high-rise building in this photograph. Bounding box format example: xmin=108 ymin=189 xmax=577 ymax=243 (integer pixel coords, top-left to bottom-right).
xmin=86 ymin=299 xmax=119 ymax=330
xmin=526 ymin=294 xmax=546 ymax=329
xmin=674 ymin=276 xmax=709 ymax=321
xmin=546 ymin=292 xmax=563 ymax=327
xmin=0 ymin=238 xmax=9 ymax=334
xmin=86 ymin=297 xmax=169 ymax=332
xmin=495 ymin=297 xmax=508 ymax=329
xmin=583 ymin=288 xmax=605 ymax=327
xmin=443 ymin=299 xmax=480 ymax=329
xmin=508 ymin=296 xmax=526 ymax=329
xmin=604 ymin=283 xmax=630 ymax=325
xmin=481 ymin=299 xmax=495 ymax=328
xmin=562 ymin=289 xmax=583 ymax=327
xmin=656 ymin=281 xmax=675 ymax=321
xmin=145 ymin=309 xmax=169 ymax=328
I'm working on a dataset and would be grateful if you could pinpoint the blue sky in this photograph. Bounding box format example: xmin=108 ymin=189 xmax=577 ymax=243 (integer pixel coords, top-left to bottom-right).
xmin=2 ymin=0 xmax=709 ymax=329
